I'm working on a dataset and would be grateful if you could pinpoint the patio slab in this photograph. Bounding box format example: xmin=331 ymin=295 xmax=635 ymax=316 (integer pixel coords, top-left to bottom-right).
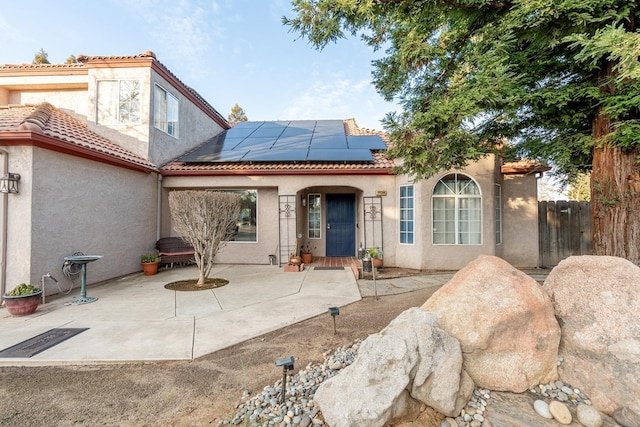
xmin=0 ymin=265 xmax=362 ymax=366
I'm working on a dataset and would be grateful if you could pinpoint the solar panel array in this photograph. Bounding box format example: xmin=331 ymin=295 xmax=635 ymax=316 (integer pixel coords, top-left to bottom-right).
xmin=180 ymin=120 xmax=386 ymax=163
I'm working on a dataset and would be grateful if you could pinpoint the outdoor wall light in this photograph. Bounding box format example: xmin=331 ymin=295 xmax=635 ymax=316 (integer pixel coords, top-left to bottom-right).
xmin=329 ymin=307 xmax=340 ymax=334
xmin=275 ymin=356 xmax=295 ymax=403
xmin=301 ymin=194 xmax=306 ymax=207
xmin=0 ymin=173 xmax=20 ymax=194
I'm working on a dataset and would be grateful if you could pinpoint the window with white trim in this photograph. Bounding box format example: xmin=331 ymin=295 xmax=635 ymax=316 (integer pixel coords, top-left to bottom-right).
xmin=308 ymin=194 xmax=321 ymax=239
xmin=96 ymin=79 xmax=141 ymax=125
xmin=432 ymin=173 xmax=482 ymax=245
xmin=399 ymin=185 xmax=414 ymax=244
xmin=495 ymin=184 xmax=502 ymax=245
xmin=154 ymin=84 xmax=179 ymax=137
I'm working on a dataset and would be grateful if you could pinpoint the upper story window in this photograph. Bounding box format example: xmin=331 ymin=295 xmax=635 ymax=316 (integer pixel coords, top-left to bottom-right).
xmin=399 ymin=185 xmax=414 ymax=244
xmin=154 ymin=84 xmax=179 ymax=138
xmin=432 ymin=173 xmax=482 ymax=245
xmin=96 ymin=80 xmax=141 ymax=125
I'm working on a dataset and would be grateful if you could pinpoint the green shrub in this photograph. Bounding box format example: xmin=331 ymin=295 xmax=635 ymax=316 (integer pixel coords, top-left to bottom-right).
xmin=141 ymin=253 xmax=161 ymax=263
xmin=7 ymin=283 xmax=40 ymax=296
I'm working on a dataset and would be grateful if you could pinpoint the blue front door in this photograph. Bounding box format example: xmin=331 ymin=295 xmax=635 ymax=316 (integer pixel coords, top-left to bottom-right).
xmin=326 ymin=193 xmax=356 ymax=256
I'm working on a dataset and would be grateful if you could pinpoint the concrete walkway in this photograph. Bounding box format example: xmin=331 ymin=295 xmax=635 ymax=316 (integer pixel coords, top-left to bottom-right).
xmin=0 ymin=265 xmax=547 ymax=367
xmin=0 ymin=265 xmax=365 ymax=366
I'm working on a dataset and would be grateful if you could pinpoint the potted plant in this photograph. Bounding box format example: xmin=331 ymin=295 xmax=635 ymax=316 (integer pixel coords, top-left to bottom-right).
xmin=368 ymin=247 xmax=384 ymax=268
xmin=300 ymin=243 xmax=313 ymax=265
xmin=141 ymin=253 xmax=161 ymax=276
xmin=4 ymin=283 xmax=42 ymax=316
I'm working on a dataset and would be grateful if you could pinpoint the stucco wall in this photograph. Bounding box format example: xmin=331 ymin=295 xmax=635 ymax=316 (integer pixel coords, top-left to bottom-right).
xmin=3 ymin=147 xmax=33 ymax=291
xmin=160 ymin=157 xmax=541 ymax=270
xmin=393 ymin=156 xmax=500 ymax=270
xmin=86 ymin=67 xmax=153 ymax=160
xmin=500 ymin=174 xmax=540 ymax=267
xmin=10 ymin=90 xmax=88 ymax=116
xmin=161 ymin=174 xmax=397 ymax=264
xmin=148 ymin=70 xmax=225 ymax=166
xmin=11 ymin=148 xmax=159 ymax=296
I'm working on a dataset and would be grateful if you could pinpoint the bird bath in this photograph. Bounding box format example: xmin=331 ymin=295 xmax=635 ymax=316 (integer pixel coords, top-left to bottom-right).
xmin=63 ymin=255 xmax=103 ymax=304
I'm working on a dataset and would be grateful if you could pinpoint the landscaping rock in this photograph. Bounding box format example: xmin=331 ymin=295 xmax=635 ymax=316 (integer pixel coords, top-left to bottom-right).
xmin=549 ymin=401 xmax=572 ymax=425
xmin=314 ymin=308 xmax=473 ymax=426
xmin=543 ymin=256 xmax=640 ymax=416
xmin=534 ymin=399 xmax=553 ymax=419
xmin=421 ymin=255 xmax=560 ymax=392
xmin=577 ymin=404 xmax=603 ymax=427
xmin=613 ymin=407 xmax=640 ymax=427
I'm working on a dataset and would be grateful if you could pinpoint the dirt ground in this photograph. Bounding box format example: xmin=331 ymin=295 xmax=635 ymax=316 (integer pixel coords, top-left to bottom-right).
xmin=0 ymin=286 xmax=439 ymax=427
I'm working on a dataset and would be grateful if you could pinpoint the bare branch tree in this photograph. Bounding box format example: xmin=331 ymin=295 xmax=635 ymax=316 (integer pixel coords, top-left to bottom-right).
xmin=169 ymin=191 xmax=241 ymax=285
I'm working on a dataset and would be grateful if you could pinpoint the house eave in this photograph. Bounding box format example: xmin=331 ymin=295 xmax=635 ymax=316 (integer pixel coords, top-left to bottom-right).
xmin=160 ymin=167 xmax=394 ymax=177
xmin=0 ymin=132 xmax=156 ymax=173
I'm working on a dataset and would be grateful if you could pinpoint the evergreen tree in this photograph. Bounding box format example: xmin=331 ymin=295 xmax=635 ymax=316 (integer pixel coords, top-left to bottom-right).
xmin=32 ymin=48 xmax=50 ymax=64
xmin=65 ymin=55 xmax=77 ymax=64
xmin=227 ymin=103 xmax=248 ymax=124
xmin=285 ymin=0 xmax=640 ymax=263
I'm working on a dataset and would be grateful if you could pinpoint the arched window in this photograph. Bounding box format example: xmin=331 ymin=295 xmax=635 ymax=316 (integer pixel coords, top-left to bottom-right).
xmin=432 ymin=173 xmax=482 ymax=245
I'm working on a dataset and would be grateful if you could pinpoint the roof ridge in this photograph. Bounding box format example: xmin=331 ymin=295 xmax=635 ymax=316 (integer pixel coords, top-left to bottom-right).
xmin=17 ymin=102 xmax=54 ymax=132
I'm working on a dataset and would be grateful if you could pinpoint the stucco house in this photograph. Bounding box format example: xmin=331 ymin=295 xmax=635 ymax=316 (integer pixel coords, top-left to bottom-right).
xmin=0 ymin=52 xmax=545 ymax=298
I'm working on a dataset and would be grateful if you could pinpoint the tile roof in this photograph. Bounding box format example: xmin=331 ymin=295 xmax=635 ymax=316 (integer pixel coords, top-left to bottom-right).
xmin=0 ymin=103 xmax=155 ymax=170
xmin=161 ymin=118 xmax=395 ymax=175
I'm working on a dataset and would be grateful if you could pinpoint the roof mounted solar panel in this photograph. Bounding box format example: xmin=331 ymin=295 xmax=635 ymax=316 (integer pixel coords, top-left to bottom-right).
xmin=250 ymin=126 xmax=286 ymax=138
xmin=242 ymin=148 xmax=309 ymax=162
xmin=347 ymin=135 xmax=387 ymax=150
xmin=307 ymin=148 xmax=373 ymax=162
xmin=310 ymin=135 xmax=348 ymax=149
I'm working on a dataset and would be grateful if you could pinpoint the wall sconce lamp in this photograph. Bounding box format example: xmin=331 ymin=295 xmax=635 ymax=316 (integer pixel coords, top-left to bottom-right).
xmin=275 ymin=356 xmax=295 ymax=403
xmin=301 ymin=194 xmax=307 ymax=207
xmin=329 ymin=307 xmax=340 ymax=334
xmin=0 ymin=173 xmax=20 ymax=194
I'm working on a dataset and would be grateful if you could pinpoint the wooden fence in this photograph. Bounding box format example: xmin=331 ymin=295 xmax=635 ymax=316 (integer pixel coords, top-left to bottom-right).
xmin=538 ymin=201 xmax=593 ymax=267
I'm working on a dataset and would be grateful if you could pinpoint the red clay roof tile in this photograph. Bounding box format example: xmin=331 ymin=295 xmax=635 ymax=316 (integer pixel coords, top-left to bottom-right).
xmin=0 ymin=103 xmax=155 ymax=170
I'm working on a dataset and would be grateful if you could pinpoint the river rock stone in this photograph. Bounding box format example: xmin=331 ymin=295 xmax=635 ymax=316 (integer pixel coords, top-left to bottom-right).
xmin=421 ymin=255 xmax=560 ymax=392
xmin=549 ymin=401 xmax=572 ymax=425
xmin=613 ymin=407 xmax=640 ymax=427
xmin=534 ymin=399 xmax=553 ymax=419
xmin=577 ymin=404 xmax=603 ymax=427
xmin=543 ymin=256 xmax=640 ymax=415
xmin=314 ymin=308 xmax=473 ymax=426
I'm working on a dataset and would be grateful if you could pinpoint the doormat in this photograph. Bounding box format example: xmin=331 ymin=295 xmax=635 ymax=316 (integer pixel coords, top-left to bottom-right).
xmin=0 ymin=328 xmax=89 ymax=358
xmin=314 ymin=267 xmax=345 ymax=270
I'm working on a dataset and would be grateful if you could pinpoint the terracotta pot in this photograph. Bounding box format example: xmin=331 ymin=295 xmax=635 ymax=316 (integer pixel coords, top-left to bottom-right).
xmin=373 ymin=258 xmax=383 ymax=268
xmin=301 ymin=252 xmax=313 ymax=264
xmin=4 ymin=291 xmax=42 ymax=316
xmin=141 ymin=261 xmax=159 ymax=276
xmin=289 ymin=257 xmax=302 ymax=266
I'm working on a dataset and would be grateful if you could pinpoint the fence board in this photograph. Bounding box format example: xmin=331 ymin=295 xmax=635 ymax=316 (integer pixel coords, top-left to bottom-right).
xmin=538 ymin=201 xmax=593 ymax=267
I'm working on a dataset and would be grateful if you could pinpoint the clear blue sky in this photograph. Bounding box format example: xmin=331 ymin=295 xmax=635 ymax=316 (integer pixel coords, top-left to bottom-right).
xmin=0 ymin=0 xmax=396 ymax=130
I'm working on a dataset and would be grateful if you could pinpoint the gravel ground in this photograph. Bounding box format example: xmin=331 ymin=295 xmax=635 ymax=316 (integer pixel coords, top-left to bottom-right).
xmin=0 ymin=286 xmax=439 ymax=427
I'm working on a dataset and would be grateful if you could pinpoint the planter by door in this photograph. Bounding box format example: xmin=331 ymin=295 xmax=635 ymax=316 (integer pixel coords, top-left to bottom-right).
xmin=141 ymin=261 xmax=159 ymax=276
xmin=301 ymin=252 xmax=313 ymax=264
xmin=373 ymin=258 xmax=383 ymax=268
xmin=4 ymin=291 xmax=43 ymax=316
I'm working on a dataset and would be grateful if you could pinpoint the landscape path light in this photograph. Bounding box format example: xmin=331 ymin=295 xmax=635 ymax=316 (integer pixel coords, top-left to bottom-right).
xmin=275 ymin=356 xmax=295 ymax=403
xmin=328 ymin=306 xmax=340 ymax=334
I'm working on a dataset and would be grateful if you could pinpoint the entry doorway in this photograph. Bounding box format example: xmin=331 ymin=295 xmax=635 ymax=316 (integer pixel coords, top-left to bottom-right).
xmin=325 ymin=193 xmax=356 ymax=256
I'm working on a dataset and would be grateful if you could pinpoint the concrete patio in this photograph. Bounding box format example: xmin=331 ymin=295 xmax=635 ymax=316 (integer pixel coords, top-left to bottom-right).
xmin=0 ymin=264 xmax=365 ymax=366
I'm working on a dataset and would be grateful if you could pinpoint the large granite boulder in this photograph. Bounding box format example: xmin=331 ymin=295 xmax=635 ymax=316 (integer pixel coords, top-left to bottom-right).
xmin=543 ymin=256 xmax=640 ymax=416
xmin=314 ymin=308 xmax=473 ymax=427
xmin=421 ymin=255 xmax=560 ymax=392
